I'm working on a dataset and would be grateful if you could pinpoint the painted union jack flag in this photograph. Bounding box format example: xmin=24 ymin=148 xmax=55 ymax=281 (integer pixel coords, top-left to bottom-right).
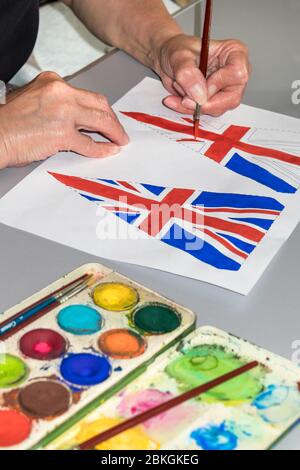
xmin=49 ymin=172 xmax=284 ymax=272
xmin=121 ymin=112 xmax=300 ymax=194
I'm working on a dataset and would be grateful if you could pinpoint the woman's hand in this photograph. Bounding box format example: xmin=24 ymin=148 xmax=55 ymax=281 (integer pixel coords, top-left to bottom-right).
xmin=154 ymin=35 xmax=251 ymax=116
xmin=0 ymin=71 xmax=129 ymax=169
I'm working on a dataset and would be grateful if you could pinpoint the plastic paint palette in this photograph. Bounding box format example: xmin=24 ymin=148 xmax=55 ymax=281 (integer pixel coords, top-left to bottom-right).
xmin=0 ymin=263 xmax=196 ymax=450
xmin=48 ymin=327 xmax=300 ymax=451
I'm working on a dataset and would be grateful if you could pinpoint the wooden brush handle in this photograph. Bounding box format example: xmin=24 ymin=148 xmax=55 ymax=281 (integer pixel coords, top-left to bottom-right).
xmin=199 ymin=0 xmax=212 ymax=78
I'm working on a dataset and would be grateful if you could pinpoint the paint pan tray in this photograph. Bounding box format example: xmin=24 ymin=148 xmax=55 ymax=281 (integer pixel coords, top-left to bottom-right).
xmin=0 ymin=263 xmax=196 ymax=450
xmin=49 ymin=326 xmax=300 ymax=451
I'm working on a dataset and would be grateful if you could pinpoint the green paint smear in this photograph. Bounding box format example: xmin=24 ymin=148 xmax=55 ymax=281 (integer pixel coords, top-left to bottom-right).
xmin=166 ymin=345 xmax=265 ymax=403
xmin=0 ymin=354 xmax=28 ymax=388
xmin=133 ymin=303 xmax=181 ymax=335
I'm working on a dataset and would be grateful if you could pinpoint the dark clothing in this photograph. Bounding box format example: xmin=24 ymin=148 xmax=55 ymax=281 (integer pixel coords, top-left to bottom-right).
xmin=0 ymin=0 xmax=39 ymax=83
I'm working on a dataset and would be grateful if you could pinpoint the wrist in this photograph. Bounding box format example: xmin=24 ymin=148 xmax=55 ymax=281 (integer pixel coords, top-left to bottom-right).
xmin=0 ymin=110 xmax=10 ymax=170
xmin=147 ymin=24 xmax=182 ymax=73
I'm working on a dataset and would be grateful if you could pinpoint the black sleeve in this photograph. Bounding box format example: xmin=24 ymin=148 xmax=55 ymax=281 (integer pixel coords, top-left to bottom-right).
xmin=0 ymin=0 xmax=40 ymax=83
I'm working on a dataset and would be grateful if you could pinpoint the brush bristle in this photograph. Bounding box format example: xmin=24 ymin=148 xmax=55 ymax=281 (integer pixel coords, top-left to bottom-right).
xmin=88 ymin=272 xmax=102 ymax=286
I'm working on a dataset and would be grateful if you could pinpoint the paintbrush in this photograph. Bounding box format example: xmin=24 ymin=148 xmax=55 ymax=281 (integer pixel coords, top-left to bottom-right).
xmin=0 ymin=273 xmax=89 ymax=336
xmin=0 ymin=273 xmax=100 ymax=341
xmin=78 ymin=360 xmax=259 ymax=450
xmin=193 ymin=0 xmax=213 ymax=140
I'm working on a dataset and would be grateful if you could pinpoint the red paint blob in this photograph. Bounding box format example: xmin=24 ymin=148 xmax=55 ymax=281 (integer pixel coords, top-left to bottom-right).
xmin=20 ymin=329 xmax=67 ymax=360
xmin=177 ymin=138 xmax=204 ymax=143
xmin=0 ymin=410 xmax=32 ymax=447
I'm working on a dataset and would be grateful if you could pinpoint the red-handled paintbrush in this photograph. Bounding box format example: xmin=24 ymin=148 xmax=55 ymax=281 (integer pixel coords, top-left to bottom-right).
xmin=194 ymin=0 xmax=213 ymax=139
xmin=78 ymin=360 xmax=259 ymax=450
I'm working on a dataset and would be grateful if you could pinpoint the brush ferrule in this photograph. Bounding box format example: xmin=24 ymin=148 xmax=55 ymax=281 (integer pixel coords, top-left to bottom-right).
xmin=59 ymin=275 xmax=97 ymax=304
xmin=60 ymin=283 xmax=88 ymax=304
xmin=194 ymin=104 xmax=201 ymax=121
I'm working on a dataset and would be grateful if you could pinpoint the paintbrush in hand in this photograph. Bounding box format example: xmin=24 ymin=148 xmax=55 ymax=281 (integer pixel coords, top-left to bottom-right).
xmin=194 ymin=0 xmax=213 ymax=139
xmin=78 ymin=360 xmax=259 ymax=450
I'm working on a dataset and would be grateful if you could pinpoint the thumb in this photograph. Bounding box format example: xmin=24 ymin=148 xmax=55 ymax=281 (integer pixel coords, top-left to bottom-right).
xmin=71 ymin=132 xmax=120 ymax=158
xmin=173 ymin=56 xmax=208 ymax=105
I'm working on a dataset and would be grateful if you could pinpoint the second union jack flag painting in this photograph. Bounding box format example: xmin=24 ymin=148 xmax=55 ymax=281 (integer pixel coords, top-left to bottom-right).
xmin=49 ymin=172 xmax=284 ymax=272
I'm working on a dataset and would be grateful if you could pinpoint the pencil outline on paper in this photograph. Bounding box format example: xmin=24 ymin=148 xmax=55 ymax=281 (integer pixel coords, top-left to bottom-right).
xmin=121 ymin=111 xmax=300 ymax=194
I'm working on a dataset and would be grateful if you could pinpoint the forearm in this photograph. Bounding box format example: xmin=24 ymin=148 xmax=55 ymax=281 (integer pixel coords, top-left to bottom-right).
xmin=0 ymin=131 xmax=10 ymax=170
xmin=63 ymin=0 xmax=182 ymax=71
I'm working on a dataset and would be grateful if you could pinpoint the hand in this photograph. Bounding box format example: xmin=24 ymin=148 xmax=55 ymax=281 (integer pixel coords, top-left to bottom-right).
xmin=0 ymin=72 xmax=129 ymax=169
xmin=155 ymin=34 xmax=251 ymax=116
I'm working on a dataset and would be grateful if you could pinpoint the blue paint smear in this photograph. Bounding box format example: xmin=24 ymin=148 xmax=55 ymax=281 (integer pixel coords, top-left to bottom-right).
xmin=141 ymin=183 xmax=166 ymax=196
xmin=80 ymin=193 xmax=103 ymax=202
xmin=162 ymin=223 xmax=241 ymax=271
xmin=60 ymin=353 xmax=111 ymax=386
xmin=226 ymin=153 xmax=297 ymax=194
xmin=115 ymin=212 xmax=140 ymax=224
xmin=252 ymin=385 xmax=289 ymax=410
xmin=217 ymin=233 xmax=255 ymax=254
xmin=192 ymin=188 xmax=284 ymax=211
xmin=191 ymin=423 xmax=238 ymax=451
xmin=230 ymin=217 xmax=274 ymax=230
xmin=57 ymin=305 xmax=102 ymax=335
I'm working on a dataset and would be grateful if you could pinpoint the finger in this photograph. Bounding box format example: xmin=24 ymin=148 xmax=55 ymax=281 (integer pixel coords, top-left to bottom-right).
xmin=173 ymin=82 xmax=186 ymax=97
xmin=202 ymin=88 xmax=244 ymax=117
xmin=76 ymin=107 xmax=129 ymax=146
xmin=76 ymin=93 xmax=129 ymax=145
xmin=73 ymin=87 xmax=111 ymax=110
xmin=73 ymin=88 xmax=127 ymax=139
xmin=161 ymin=76 xmax=181 ymax=96
xmin=172 ymin=56 xmax=208 ymax=105
xmin=163 ymin=95 xmax=195 ymax=115
xmin=181 ymin=97 xmax=196 ymax=111
xmin=71 ymin=132 xmax=121 ymax=158
xmin=206 ymin=51 xmax=250 ymax=97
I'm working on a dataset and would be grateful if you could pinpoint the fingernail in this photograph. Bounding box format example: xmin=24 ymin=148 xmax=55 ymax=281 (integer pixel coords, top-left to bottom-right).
xmin=122 ymin=134 xmax=130 ymax=146
xmin=208 ymin=84 xmax=218 ymax=97
xmin=189 ymin=84 xmax=207 ymax=105
xmin=182 ymin=97 xmax=196 ymax=110
xmin=111 ymin=146 xmax=120 ymax=155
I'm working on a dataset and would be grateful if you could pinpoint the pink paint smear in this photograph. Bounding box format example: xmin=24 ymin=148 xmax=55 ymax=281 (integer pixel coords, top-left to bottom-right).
xmin=118 ymin=389 xmax=197 ymax=433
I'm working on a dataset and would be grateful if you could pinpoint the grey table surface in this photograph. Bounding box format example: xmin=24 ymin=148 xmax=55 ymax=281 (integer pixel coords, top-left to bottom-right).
xmin=0 ymin=0 xmax=300 ymax=450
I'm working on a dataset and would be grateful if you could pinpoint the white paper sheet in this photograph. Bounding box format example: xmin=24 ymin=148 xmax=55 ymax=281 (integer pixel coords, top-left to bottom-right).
xmin=1 ymin=77 xmax=300 ymax=295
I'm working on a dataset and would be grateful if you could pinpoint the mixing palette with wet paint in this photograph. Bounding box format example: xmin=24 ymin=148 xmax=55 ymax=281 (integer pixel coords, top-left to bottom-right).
xmin=48 ymin=326 xmax=300 ymax=451
xmin=0 ymin=263 xmax=196 ymax=450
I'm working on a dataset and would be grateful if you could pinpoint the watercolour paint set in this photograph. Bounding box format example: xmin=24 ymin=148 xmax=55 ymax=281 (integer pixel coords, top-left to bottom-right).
xmin=1 ymin=263 xmax=300 ymax=451
xmin=47 ymin=326 xmax=300 ymax=451
xmin=0 ymin=263 xmax=196 ymax=450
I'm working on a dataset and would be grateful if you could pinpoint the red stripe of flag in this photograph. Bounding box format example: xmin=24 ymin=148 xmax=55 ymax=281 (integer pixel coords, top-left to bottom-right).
xmin=197 ymin=227 xmax=249 ymax=260
xmin=122 ymin=112 xmax=300 ymax=167
xmin=49 ymin=173 xmax=156 ymax=210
